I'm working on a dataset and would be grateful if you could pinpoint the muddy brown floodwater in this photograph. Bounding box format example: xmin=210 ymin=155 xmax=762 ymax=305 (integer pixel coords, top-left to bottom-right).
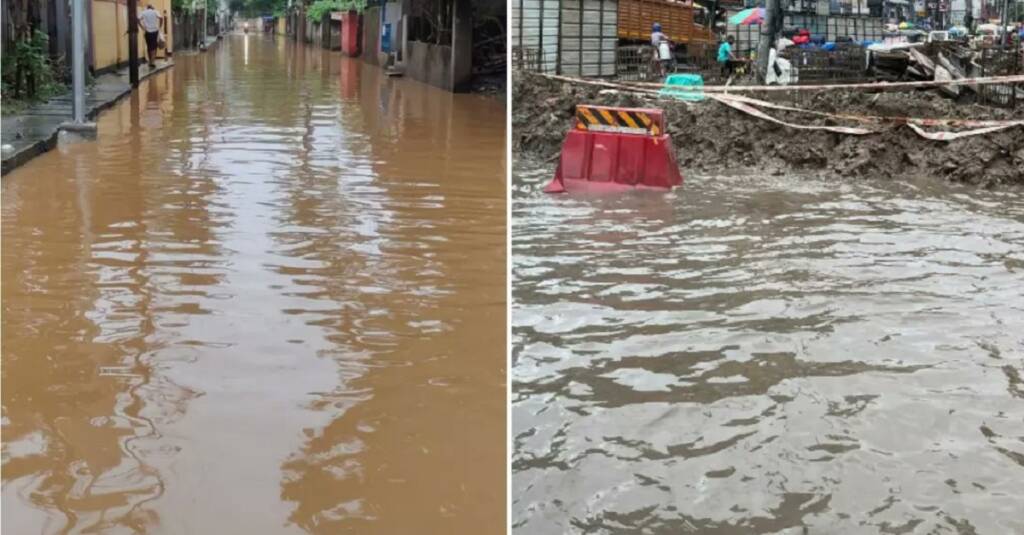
xmin=512 ymin=161 xmax=1024 ymax=534
xmin=2 ymin=35 xmax=505 ymax=534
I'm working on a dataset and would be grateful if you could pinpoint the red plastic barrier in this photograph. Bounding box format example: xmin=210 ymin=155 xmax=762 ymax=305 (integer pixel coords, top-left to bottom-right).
xmin=544 ymin=105 xmax=684 ymax=194
xmin=341 ymin=12 xmax=362 ymax=57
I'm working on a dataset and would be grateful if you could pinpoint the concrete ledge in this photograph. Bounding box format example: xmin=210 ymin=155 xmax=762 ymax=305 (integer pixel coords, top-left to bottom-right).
xmin=407 ymin=41 xmax=454 ymax=90
xmin=59 ymin=121 xmax=99 ymax=135
xmin=1 ymin=60 xmax=174 ymax=176
xmin=174 ymin=35 xmax=221 ymax=55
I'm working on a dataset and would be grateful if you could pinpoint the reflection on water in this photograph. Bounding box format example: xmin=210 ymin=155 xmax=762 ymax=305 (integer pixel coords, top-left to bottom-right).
xmin=3 ymin=35 xmax=505 ymax=534
xmin=512 ymin=163 xmax=1024 ymax=534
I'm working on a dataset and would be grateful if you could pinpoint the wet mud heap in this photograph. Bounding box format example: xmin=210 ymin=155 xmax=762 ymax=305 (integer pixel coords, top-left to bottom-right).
xmin=513 ymin=73 xmax=1024 ymax=186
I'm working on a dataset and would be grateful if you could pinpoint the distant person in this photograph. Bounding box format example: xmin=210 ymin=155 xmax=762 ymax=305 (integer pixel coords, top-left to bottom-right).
xmin=651 ymin=22 xmax=669 ymax=47
xmin=718 ymin=35 xmax=738 ymax=77
xmin=651 ymin=23 xmax=672 ymax=76
xmin=138 ymin=4 xmax=163 ymax=68
xmin=766 ymin=42 xmax=792 ymax=85
xmin=962 ymin=12 xmax=973 ymax=34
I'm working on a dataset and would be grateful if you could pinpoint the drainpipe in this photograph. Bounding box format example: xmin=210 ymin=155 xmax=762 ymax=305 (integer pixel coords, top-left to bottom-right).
xmin=401 ymin=14 xmax=408 ymax=66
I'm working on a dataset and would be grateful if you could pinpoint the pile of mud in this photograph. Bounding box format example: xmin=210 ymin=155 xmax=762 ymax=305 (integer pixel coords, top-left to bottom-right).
xmin=513 ymin=73 xmax=1024 ymax=187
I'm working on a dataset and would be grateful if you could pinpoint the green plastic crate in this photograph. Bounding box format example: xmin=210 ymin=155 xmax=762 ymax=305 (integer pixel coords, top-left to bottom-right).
xmin=659 ymin=73 xmax=705 ymax=102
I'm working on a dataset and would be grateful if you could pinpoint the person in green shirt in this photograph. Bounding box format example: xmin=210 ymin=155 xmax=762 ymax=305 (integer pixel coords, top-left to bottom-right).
xmin=718 ymin=36 xmax=737 ymax=77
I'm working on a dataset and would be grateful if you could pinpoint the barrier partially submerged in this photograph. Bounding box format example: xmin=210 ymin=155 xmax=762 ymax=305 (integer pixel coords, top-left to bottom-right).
xmin=545 ymin=105 xmax=684 ymax=193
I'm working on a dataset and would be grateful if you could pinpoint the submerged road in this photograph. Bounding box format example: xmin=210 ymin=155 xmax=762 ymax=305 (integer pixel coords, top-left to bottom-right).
xmin=512 ymin=163 xmax=1024 ymax=533
xmin=3 ymin=34 xmax=506 ymax=534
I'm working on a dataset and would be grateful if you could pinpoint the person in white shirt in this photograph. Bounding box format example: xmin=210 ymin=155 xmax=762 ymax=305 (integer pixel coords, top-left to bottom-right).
xmin=650 ymin=23 xmax=672 ymax=77
xmin=766 ymin=43 xmax=793 ymax=85
xmin=138 ymin=4 xmax=163 ymax=68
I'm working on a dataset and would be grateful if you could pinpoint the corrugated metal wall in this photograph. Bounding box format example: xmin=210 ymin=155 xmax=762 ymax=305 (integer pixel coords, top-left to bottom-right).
xmin=512 ymin=0 xmax=617 ymax=77
xmin=512 ymin=0 xmax=560 ymax=72
xmin=559 ymin=0 xmax=617 ymax=76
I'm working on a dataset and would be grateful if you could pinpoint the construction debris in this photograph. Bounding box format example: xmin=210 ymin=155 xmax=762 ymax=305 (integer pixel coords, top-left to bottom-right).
xmin=870 ymin=41 xmax=1022 ymax=104
xmin=513 ymin=72 xmax=1024 ymax=187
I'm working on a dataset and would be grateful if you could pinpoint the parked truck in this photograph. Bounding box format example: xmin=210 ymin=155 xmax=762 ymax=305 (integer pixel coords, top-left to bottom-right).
xmin=617 ymin=0 xmax=716 ymax=51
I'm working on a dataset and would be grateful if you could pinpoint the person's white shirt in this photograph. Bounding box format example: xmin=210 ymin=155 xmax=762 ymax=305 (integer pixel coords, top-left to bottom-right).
xmin=139 ymin=8 xmax=161 ymax=33
xmin=651 ymin=32 xmax=671 ymax=60
xmin=766 ymin=47 xmax=793 ymax=85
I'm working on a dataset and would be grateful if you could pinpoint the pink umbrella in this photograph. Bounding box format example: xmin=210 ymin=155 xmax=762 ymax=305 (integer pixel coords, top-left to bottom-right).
xmin=728 ymin=7 xmax=765 ymax=25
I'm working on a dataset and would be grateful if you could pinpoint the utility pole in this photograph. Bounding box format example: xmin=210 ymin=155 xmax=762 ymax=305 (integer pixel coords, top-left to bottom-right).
xmin=128 ymin=0 xmax=139 ymax=87
xmin=72 ymin=0 xmax=86 ymax=123
xmin=756 ymin=0 xmax=781 ymax=79
xmin=62 ymin=0 xmax=96 ymax=135
xmin=197 ymin=0 xmax=208 ymax=50
xmin=999 ymin=0 xmax=1009 ymax=49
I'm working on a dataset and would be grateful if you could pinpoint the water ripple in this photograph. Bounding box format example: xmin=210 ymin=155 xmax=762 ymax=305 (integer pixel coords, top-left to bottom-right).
xmin=512 ymin=162 xmax=1024 ymax=534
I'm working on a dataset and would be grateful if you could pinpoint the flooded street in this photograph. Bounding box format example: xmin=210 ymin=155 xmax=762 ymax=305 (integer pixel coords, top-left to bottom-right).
xmin=512 ymin=163 xmax=1024 ymax=533
xmin=2 ymin=35 xmax=505 ymax=534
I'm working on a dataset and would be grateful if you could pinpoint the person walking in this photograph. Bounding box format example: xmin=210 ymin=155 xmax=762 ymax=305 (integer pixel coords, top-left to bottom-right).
xmin=718 ymin=35 xmax=738 ymax=78
xmin=138 ymin=4 xmax=163 ymax=69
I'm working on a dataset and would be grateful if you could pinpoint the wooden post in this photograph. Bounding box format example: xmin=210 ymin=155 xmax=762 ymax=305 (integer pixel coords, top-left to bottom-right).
xmin=128 ymin=0 xmax=139 ymax=86
xmin=450 ymin=0 xmax=472 ymax=91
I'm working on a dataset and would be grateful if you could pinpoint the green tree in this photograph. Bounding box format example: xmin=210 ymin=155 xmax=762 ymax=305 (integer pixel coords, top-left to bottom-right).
xmin=306 ymin=0 xmax=366 ymax=21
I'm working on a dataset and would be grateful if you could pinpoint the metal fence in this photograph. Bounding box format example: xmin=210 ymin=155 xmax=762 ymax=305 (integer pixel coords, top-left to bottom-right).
xmin=976 ymin=46 xmax=1022 ymax=108
xmin=512 ymin=45 xmax=562 ymax=73
xmin=726 ymin=24 xmax=763 ymax=58
xmin=781 ymin=44 xmax=869 ymax=83
xmin=783 ymin=14 xmax=883 ymax=41
xmin=614 ymin=44 xmax=650 ymax=80
xmin=725 ymin=16 xmax=883 ymax=59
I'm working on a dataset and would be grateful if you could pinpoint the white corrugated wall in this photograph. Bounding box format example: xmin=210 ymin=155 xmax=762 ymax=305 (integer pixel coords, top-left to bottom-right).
xmin=513 ymin=0 xmax=561 ymax=73
xmin=512 ymin=0 xmax=618 ymax=77
xmin=559 ymin=0 xmax=618 ymax=76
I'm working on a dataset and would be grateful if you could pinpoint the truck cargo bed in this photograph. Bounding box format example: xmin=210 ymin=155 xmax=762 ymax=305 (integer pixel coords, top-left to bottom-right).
xmin=618 ymin=0 xmax=715 ymax=45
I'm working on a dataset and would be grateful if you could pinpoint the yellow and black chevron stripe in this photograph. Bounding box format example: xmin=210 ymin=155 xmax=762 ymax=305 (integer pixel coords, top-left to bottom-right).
xmin=575 ymin=105 xmax=661 ymax=136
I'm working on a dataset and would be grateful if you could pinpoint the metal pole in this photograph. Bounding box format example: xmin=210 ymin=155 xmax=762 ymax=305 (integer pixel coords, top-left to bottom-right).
xmin=72 ymin=0 xmax=86 ymax=123
xmin=757 ymin=0 xmax=780 ymax=78
xmin=1000 ymin=0 xmax=1009 ymax=50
